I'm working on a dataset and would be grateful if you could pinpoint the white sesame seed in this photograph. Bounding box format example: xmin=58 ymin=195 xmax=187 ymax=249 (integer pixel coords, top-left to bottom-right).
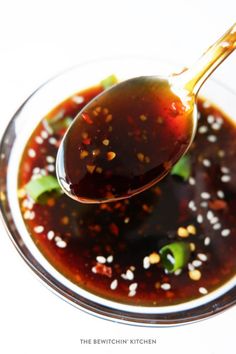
xmin=47 ymin=230 xmax=55 ymax=240
xmin=174 ymin=269 xmax=182 ymax=276
xmin=207 ymin=115 xmax=215 ymax=124
xmin=188 ymin=263 xmax=195 ymax=271
xmin=110 ymin=279 xmax=118 ymax=290
xmin=128 ymin=290 xmax=136 ymax=297
xmin=213 ymin=223 xmax=221 ymax=230
xmin=189 ymin=177 xmax=196 ymax=185
xmin=126 ymin=269 xmax=134 ymax=280
xmin=56 ymin=240 xmax=67 ymax=248
xmin=221 ymin=229 xmax=231 ymax=237
xmin=207 ymin=135 xmax=217 ymax=143
xmin=143 ymin=256 xmax=150 ymax=269
xmin=216 ymin=117 xmax=223 ymax=125
xmin=212 ymin=122 xmax=221 ymax=130
xmin=217 ymin=190 xmax=225 ymax=199
xmin=192 ymin=260 xmax=202 ymax=268
xmin=199 ymin=287 xmax=208 ymax=295
xmin=49 ymin=137 xmax=57 ymax=145
xmin=203 ymin=101 xmax=211 ymax=108
xmin=96 ymin=256 xmax=106 ymax=264
xmin=207 ymin=210 xmax=214 ymax=220
xmin=221 ymin=175 xmax=231 ymax=183
xmin=201 ymin=192 xmax=211 ymax=200
xmin=218 ymin=150 xmax=225 ymax=158
xmin=200 ymin=201 xmax=208 ymax=208
xmin=197 ymin=214 xmax=203 ymax=224
xmin=161 ymin=283 xmax=171 ymax=291
xmin=34 ymin=225 xmax=44 ymax=233
xmin=46 ymin=156 xmax=55 ymax=163
xmin=210 ymin=217 xmax=219 ymax=225
xmin=92 ymin=266 xmax=97 ymax=274
xmin=129 ymin=283 xmax=138 ymax=291
xmin=107 ymin=255 xmax=114 ymax=263
xmin=202 ymin=159 xmax=211 ymax=167
xmin=47 ymin=164 xmax=55 ymax=172
xmin=23 ymin=210 xmax=31 ymax=220
xmin=41 ymin=130 xmax=48 ymax=139
xmin=197 ymin=253 xmax=208 ymax=262
xmin=54 ymin=236 xmax=62 ymax=242
xmin=35 ymin=136 xmax=43 ymax=144
xmin=33 ymin=167 xmax=40 ymax=174
xmin=221 ymin=166 xmax=230 ymax=174
xmin=29 ymin=211 xmax=35 ymax=220
xmin=188 ymin=200 xmax=197 ymax=211
xmin=198 ymin=125 xmax=208 ymax=134
xmin=28 ymin=149 xmax=36 ymax=158
xmin=204 ymin=237 xmax=211 ymax=246
xmin=72 ymin=95 xmax=84 ymax=104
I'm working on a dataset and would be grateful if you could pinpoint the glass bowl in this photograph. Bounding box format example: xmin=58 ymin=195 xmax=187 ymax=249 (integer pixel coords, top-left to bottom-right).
xmin=0 ymin=57 xmax=236 ymax=326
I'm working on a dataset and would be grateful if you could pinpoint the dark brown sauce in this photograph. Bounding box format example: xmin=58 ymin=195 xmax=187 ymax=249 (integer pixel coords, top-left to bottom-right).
xmin=57 ymin=77 xmax=194 ymax=203
xmin=18 ymin=84 xmax=236 ymax=306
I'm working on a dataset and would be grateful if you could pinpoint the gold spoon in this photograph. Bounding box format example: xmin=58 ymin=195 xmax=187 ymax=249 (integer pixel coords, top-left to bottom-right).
xmin=56 ymin=23 xmax=236 ymax=204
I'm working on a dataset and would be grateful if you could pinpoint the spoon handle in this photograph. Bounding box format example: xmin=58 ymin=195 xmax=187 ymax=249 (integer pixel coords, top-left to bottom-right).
xmin=175 ymin=23 xmax=236 ymax=94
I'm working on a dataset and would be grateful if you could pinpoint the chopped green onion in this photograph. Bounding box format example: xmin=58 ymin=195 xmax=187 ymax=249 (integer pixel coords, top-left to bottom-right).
xmin=159 ymin=241 xmax=190 ymax=273
xmin=43 ymin=115 xmax=73 ymax=134
xmin=100 ymin=74 xmax=118 ymax=90
xmin=171 ymin=155 xmax=191 ymax=181
xmin=25 ymin=175 xmax=62 ymax=204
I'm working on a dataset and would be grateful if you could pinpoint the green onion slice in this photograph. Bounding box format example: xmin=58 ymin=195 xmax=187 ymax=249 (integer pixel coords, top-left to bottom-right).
xmin=43 ymin=114 xmax=73 ymax=134
xmin=159 ymin=241 xmax=190 ymax=273
xmin=171 ymin=155 xmax=191 ymax=181
xmin=25 ymin=175 xmax=62 ymax=204
xmin=100 ymin=74 xmax=118 ymax=90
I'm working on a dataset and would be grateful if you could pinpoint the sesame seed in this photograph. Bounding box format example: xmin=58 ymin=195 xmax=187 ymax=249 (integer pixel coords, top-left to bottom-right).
xmin=124 ymin=217 xmax=130 ymax=224
xmin=54 ymin=236 xmax=61 ymax=242
xmin=149 ymin=252 xmax=160 ymax=264
xmin=161 ymin=283 xmax=171 ymax=291
xmin=143 ymin=256 xmax=150 ymax=269
xmin=217 ymin=190 xmax=225 ymax=199
xmin=56 ymin=240 xmax=67 ymax=248
xmin=47 ymin=164 xmax=55 ymax=172
xmin=189 ymin=177 xmax=196 ymax=185
xmin=23 ymin=210 xmax=31 ymax=220
xmin=107 ymin=255 xmax=114 ymax=263
xmin=202 ymin=159 xmax=211 ymax=167
xmin=204 ymin=237 xmax=211 ymax=246
xmin=189 ymin=269 xmax=201 ymax=281
xmin=197 ymin=253 xmax=208 ymax=262
xmin=121 ymin=269 xmax=134 ymax=280
xmin=49 ymin=137 xmax=57 ymax=145
xmin=221 ymin=175 xmax=231 ymax=183
xmin=110 ymin=279 xmax=118 ymax=290
xmin=200 ymin=201 xmax=208 ymax=208
xmin=47 ymin=230 xmax=55 ymax=240
xmin=177 ymin=227 xmax=189 ymax=238
xmin=28 ymin=149 xmax=36 ymax=158
xmin=189 ymin=243 xmax=196 ymax=252
xmin=210 ymin=217 xmax=219 ymax=225
xmin=207 ymin=135 xmax=217 ymax=143
xmin=129 ymin=283 xmax=138 ymax=291
xmin=198 ymin=125 xmax=208 ymax=134
xmin=188 ymin=263 xmax=195 ymax=272
xmin=34 ymin=225 xmax=44 ymax=233
xmin=207 ymin=115 xmax=215 ymax=124
xmin=96 ymin=256 xmax=106 ymax=264
xmin=199 ymin=287 xmax=208 ymax=295
xmin=128 ymin=290 xmax=136 ymax=297
xmin=41 ymin=130 xmax=48 ymax=139
xmin=72 ymin=95 xmax=84 ymax=104
xmin=35 ymin=136 xmax=43 ymax=144
xmin=192 ymin=260 xmax=202 ymax=268
xmin=213 ymin=223 xmax=221 ymax=230
xmin=221 ymin=166 xmax=230 ymax=174
xmin=201 ymin=192 xmax=211 ymax=200
xmin=212 ymin=122 xmax=221 ymax=130
xmin=33 ymin=167 xmax=40 ymax=174
xmin=188 ymin=200 xmax=197 ymax=211
xmin=107 ymin=151 xmax=116 ymax=161
xmin=46 ymin=156 xmax=55 ymax=163
xmin=197 ymin=214 xmax=203 ymax=224
xmin=203 ymin=101 xmax=211 ymax=108
xmin=207 ymin=210 xmax=214 ymax=220
xmin=187 ymin=224 xmax=196 ymax=235
xmin=102 ymin=139 xmax=109 ymax=146
xmin=174 ymin=269 xmax=182 ymax=276
xmin=221 ymin=229 xmax=230 ymax=237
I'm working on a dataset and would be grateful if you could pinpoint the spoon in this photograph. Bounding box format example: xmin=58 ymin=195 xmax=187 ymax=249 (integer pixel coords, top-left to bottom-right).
xmin=56 ymin=23 xmax=236 ymax=204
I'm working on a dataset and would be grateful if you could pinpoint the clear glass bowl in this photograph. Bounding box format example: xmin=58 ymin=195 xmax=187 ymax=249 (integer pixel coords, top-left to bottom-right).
xmin=0 ymin=57 xmax=236 ymax=326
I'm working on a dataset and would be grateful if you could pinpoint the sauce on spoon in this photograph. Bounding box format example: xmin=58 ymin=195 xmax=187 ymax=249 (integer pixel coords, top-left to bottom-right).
xmin=57 ymin=24 xmax=236 ymax=203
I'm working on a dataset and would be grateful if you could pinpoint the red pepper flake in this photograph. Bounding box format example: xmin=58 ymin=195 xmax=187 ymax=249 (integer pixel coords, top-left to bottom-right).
xmin=109 ymin=223 xmax=119 ymax=236
xmin=81 ymin=112 xmax=93 ymax=125
xmin=92 ymin=262 xmax=112 ymax=278
xmin=82 ymin=138 xmax=91 ymax=145
xmin=209 ymin=199 xmax=227 ymax=210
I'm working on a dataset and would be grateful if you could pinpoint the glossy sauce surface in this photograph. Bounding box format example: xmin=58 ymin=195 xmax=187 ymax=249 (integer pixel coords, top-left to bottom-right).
xmin=57 ymin=77 xmax=194 ymax=203
xmin=18 ymin=85 xmax=236 ymax=306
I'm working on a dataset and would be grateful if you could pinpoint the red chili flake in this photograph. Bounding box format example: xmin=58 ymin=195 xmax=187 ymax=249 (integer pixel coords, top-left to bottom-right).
xmin=209 ymin=199 xmax=227 ymax=210
xmin=82 ymin=138 xmax=91 ymax=145
xmin=92 ymin=262 xmax=112 ymax=278
xmin=89 ymin=224 xmax=102 ymax=233
xmin=109 ymin=223 xmax=119 ymax=236
xmin=81 ymin=112 xmax=93 ymax=125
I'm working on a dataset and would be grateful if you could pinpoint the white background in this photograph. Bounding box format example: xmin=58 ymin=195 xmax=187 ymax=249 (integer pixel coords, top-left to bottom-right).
xmin=0 ymin=1 xmax=236 ymax=353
